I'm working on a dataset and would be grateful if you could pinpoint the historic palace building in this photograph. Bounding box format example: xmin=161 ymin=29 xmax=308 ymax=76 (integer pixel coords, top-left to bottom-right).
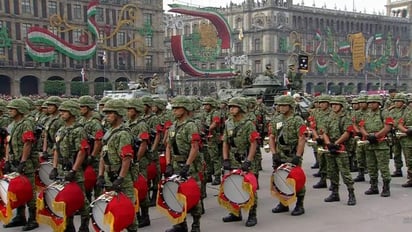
xmin=0 ymin=0 xmax=165 ymax=96
xmin=165 ymin=0 xmax=412 ymax=95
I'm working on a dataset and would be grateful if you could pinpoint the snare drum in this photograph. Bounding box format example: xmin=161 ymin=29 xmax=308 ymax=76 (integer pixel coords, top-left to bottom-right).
xmin=35 ymin=162 xmax=54 ymax=188
xmin=0 ymin=172 xmax=33 ymax=224
xmin=90 ymin=191 xmax=135 ymax=232
xmin=217 ymin=169 xmax=257 ymax=214
xmin=157 ymin=175 xmax=201 ymax=224
xmin=271 ymin=163 xmax=306 ymax=206
xmin=43 ymin=182 xmax=85 ymax=218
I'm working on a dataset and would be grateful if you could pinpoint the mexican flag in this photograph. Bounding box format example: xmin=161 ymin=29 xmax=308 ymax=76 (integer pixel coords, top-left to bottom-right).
xmin=375 ymin=33 xmax=383 ymax=43
xmin=338 ymin=41 xmax=350 ymax=52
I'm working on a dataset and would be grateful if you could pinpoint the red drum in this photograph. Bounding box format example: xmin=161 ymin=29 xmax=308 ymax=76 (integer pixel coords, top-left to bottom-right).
xmin=157 ymin=175 xmax=201 ymax=224
xmin=0 ymin=172 xmax=33 ymax=224
xmin=35 ymin=162 xmax=54 ymax=189
xmin=133 ymin=174 xmax=148 ymax=203
xmin=146 ymin=161 xmax=157 ymax=181
xmin=217 ymin=169 xmax=257 ymax=215
xmin=84 ymin=165 xmax=97 ymax=191
xmin=271 ymin=163 xmax=306 ymax=206
xmin=90 ymin=191 xmax=135 ymax=232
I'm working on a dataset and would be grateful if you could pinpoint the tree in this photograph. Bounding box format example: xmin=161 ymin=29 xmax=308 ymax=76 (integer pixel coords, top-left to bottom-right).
xmin=44 ymin=80 xmax=66 ymax=95
xmin=94 ymin=82 xmax=112 ymax=95
xmin=71 ymin=82 xmax=90 ymax=96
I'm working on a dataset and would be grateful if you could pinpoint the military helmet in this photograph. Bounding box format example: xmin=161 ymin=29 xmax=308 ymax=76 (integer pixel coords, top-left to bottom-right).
xmin=59 ymin=100 xmax=80 ymax=117
xmin=351 ymin=98 xmax=359 ymax=104
xmin=246 ymin=97 xmax=257 ymax=106
xmin=330 ymin=96 xmax=347 ymax=106
xmin=317 ymin=95 xmax=331 ymax=103
xmin=99 ymin=96 xmax=111 ymax=106
xmin=127 ymin=98 xmax=144 ymax=112
xmin=366 ymin=95 xmax=383 ymax=104
xmin=357 ymin=95 xmax=368 ymax=103
xmin=202 ymin=97 xmax=217 ymax=107
xmin=78 ymin=96 xmax=97 ymax=109
xmin=34 ymin=99 xmax=45 ymax=106
xmin=171 ymin=96 xmax=192 ymax=111
xmin=153 ymin=98 xmax=167 ymax=110
xmin=7 ymin=99 xmax=30 ymax=115
xmin=276 ymin=95 xmax=296 ymax=107
xmin=140 ymin=96 xmax=154 ymax=106
xmin=45 ymin=96 xmax=63 ymax=107
xmin=0 ymin=99 xmax=7 ymax=112
xmin=20 ymin=97 xmax=35 ymax=110
xmin=103 ymin=99 xmax=127 ymax=117
xmin=393 ymin=93 xmax=406 ymax=103
xmin=41 ymin=102 xmax=48 ymax=109
xmin=187 ymin=96 xmax=200 ymax=111
xmin=228 ymin=97 xmax=248 ymax=113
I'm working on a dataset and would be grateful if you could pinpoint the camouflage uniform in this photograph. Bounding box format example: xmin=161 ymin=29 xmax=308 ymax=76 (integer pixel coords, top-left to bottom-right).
xmin=166 ymin=96 xmax=202 ymax=232
xmin=398 ymin=97 xmax=412 ymax=187
xmin=270 ymin=95 xmax=306 ymax=216
xmin=3 ymin=99 xmax=39 ymax=230
xmin=388 ymin=93 xmax=406 ymax=177
xmin=51 ymin=100 xmax=90 ymax=231
xmin=353 ymin=95 xmax=369 ymax=181
xmin=361 ymin=95 xmax=391 ymax=197
xmin=221 ymin=97 xmax=258 ymax=227
xmin=100 ymin=99 xmax=138 ymax=232
xmin=43 ymin=96 xmax=64 ymax=157
xmin=323 ymin=96 xmax=356 ymax=206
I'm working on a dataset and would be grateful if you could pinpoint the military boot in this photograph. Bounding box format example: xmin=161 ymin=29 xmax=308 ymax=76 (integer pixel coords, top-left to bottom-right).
xmin=22 ymin=208 xmax=39 ymax=231
xmin=364 ymin=180 xmax=379 ymax=195
xmin=190 ymin=215 xmax=201 ymax=232
xmin=149 ymin=189 xmax=158 ymax=207
xmin=313 ymin=174 xmax=327 ymax=189
xmin=353 ymin=169 xmax=365 ymax=182
xmin=211 ymin=176 xmax=221 ymax=185
xmin=201 ymin=199 xmax=205 ymax=215
xmin=312 ymin=171 xmax=321 ymax=177
xmin=324 ymin=186 xmax=340 ymax=202
xmin=3 ymin=206 xmax=26 ymax=228
xmin=271 ymin=203 xmax=289 ymax=213
xmin=245 ymin=204 xmax=257 ymax=227
xmin=347 ymin=189 xmax=356 ymax=206
xmin=380 ymin=181 xmax=391 ymax=197
xmin=291 ymin=195 xmax=305 ymax=216
xmin=391 ymin=169 xmax=403 ymax=177
xmin=222 ymin=212 xmax=242 ymax=222
xmin=78 ymin=215 xmax=90 ymax=232
xmin=165 ymin=221 xmax=188 ymax=232
xmin=311 ymin=152 xmax=319 ymax=169
xmin=64 ymin=217 xmax=76 ymax=232
xmin=138 ymin=206 xmax=151 ymax=228
xmin=401 ymin=172 xmax=412 ymax=187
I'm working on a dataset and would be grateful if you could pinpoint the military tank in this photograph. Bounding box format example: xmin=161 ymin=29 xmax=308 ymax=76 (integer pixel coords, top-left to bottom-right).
xmin=218 ymin=74 xmax=288 ymax=106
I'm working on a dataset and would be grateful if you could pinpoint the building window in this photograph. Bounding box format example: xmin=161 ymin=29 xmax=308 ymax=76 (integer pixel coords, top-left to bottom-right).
xmin=22 ymin=23 xmax=32 ymax=38
xmin=143 ymin=13 xmax=152 ymax=26
xmin=22 ymin=0 xmax=32 ymax=14
xmin=74 ymin=4 xmax=82 ymax=19
xmin=48 ymin=1 xmax=57 ymax=15
xmin=96 ymin=7 xmax=104 ymax=22
xmin=117 ymin=32 xmax=125 ymax=45
xmin=254 ymin=60 xmax=262 ymax=73
xmin=145 ymin=55 xmax=153 ymax=69
xmin=145 ymin=35 xmax=152 ymax=47
xmin=73 ymin=29 xmax=81 ymax=43
xmin=254 ymin=38 xmax=261 ymax=52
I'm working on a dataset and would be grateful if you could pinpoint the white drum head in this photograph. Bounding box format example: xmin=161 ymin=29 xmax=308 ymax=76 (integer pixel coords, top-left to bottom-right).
xmin=38 ymin=163 xmax=54 ymax=186
xmin=44 ymin=186 xmax=64 ymax=218
xmin=162 ymin=181 xmax=183 ymax=213
xmin=223 ymin=174 xmax=250 ymax=204
xmin=91 ymin=199 xmax=110 ymax=232
xmin=273 ymin=169 xmax=294 ymax=196
xmin=0 ymin=179 xmax=8 ymax=204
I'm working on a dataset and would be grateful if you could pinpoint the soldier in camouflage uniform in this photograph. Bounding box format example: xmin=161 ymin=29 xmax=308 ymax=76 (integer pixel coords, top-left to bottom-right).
xmin=255 ymin=95 xmax=268 ymax=171
xmin=352 ymin=95 xmax=369 ymax=182
xmin=152 ymin=98 xmax=172 ymax=153
xmin=221 ymin=97 xmax=259 ymax=227
xmin=48 ymin=100 xmax=90 ymax=232
xmin=397 ymin=95 xmax=412 ymax=187
xmin=78 ymin=96 xmax=105 ymax=202
xmin=359 ymin=95 xmax=393 ymax=197
xmin=246 ymin=97 xmax=261 ymax=182
xmin=202 ymin=97 xmax=222 ymax=185
xmin=165 ymin=96 xmax=202 ymax=232
xmin=307 ymin=96 xmax=320 ymax=169
xmin=0 ymin=99 xmax=11 ymax=160
xmin=98 ymin=96 xmax=112 ymax=132
xmin=96 ymin=99 xmax=138 ymax=232
xmin=388 ymin=93 xmax=406 ymax=177
xmin=269 ymin=95 xmax=306 ymax=216
xmin=42 ymin=96 xmax=64 ymax=160
xmin=322 ymin=96 xmax=356 ymax=206
xmin=3 ymin=99 xmax=39 ymax=231
xmin=311 ymin=95 xmax=331 ymax=188
xmin=126 ymin=98 xmax=151 ymax=228
xmin=20 ymin=97 xmax=36 ymax=121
